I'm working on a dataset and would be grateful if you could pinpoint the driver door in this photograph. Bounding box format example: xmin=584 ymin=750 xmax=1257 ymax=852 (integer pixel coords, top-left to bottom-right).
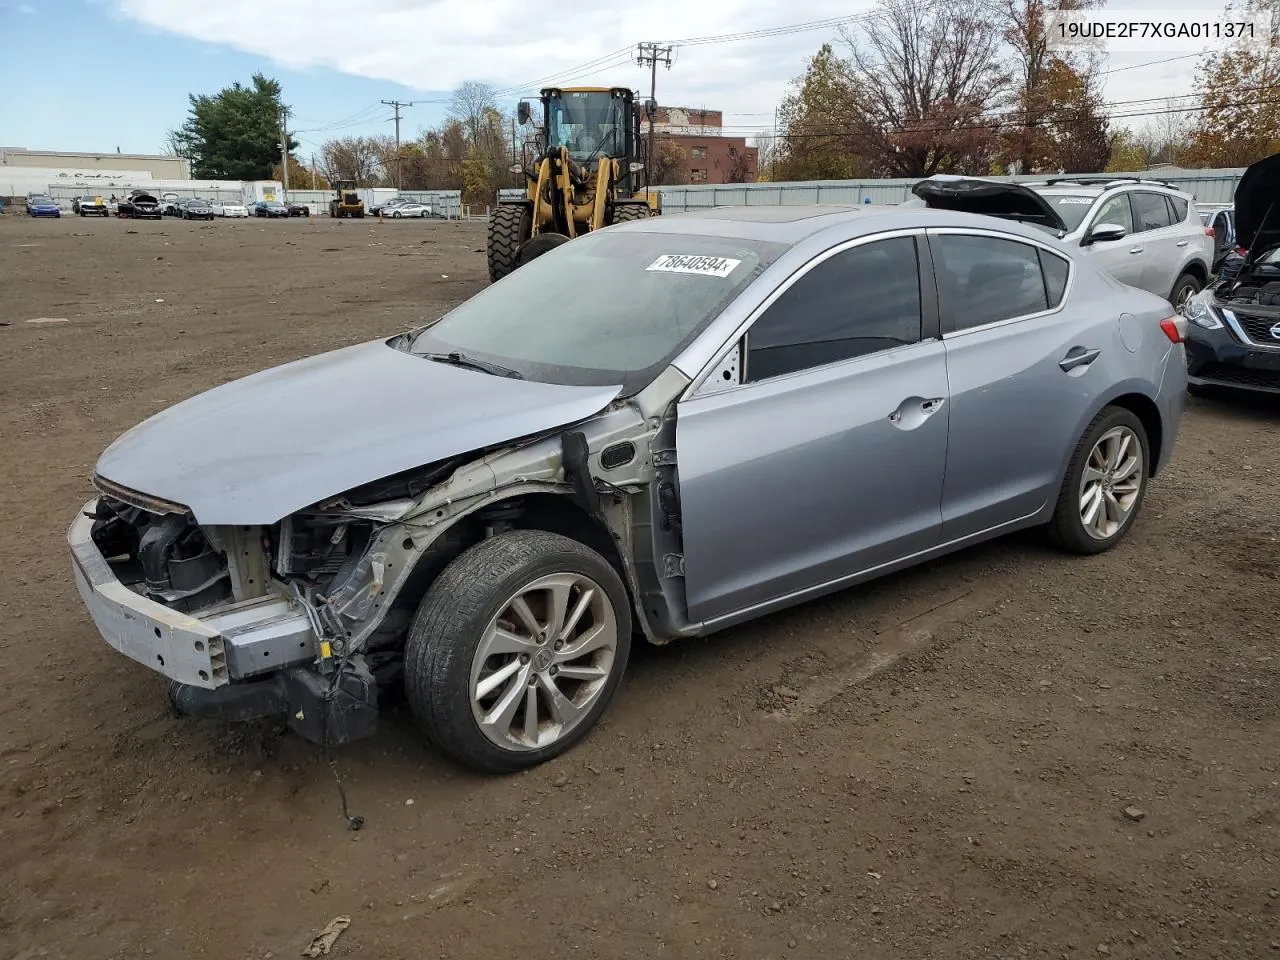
xmin=1079 ymin=193 xmax=1144 ymax=288
xmin=673 ymin=234 xmax=949 ymax=624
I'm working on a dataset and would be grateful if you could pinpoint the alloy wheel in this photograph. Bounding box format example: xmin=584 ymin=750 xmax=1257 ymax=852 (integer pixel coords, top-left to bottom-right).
xmin=1078 ymin=425 xmax=1144 ymax=540
xmin=469 ymin=572 xmax=618 ymax=752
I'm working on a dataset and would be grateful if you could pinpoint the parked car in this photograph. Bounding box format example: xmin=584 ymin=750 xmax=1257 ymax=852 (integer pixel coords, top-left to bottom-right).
xmin=369 ymin=197 xmax=407 ymax=217
xmin=117 ymin=190 xmax=162 ymax=220
xmin=160 ymin=194 xmax=184 ymax=217
xmin=253 ymin=200 xmax=289 ymax=218
xmin=68 ymin=205 xmax=1187 ymax=773
xmin=383 ymin=201 xmax=432 ymax=218
xmin=912 ymin=175 xmax=1214 ymax=312
xmin=72 ymin=196 xmax=109 ymax=217
xmin=182 ymin=198 xmax=215 ymax=221
xmin=286 ymin=201 xmax=311 ymax=217
xmin=1183 ymin=152 xmax=1280 ymax=396
xmin=217 ymin=202 xmax=249 ymax=218
xmin=26 ymin=194 xmax=61 ymax=217
xmin=1196 ymin=203 xmax=1241 ymax=273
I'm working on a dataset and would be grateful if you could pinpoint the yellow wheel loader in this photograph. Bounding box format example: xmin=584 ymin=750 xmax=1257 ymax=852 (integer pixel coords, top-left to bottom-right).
xmin=329 ymin=180 xmax=365 ymax=219
xmin=487 ymin=86 xmax=661 ymax=282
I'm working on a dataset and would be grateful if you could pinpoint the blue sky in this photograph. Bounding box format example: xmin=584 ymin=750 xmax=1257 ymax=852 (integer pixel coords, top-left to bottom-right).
xmin=0 ymin=0 xmax=1240 ymax=158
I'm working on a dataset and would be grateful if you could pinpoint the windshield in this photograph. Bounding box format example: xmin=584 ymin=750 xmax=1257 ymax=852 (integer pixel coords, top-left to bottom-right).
xmin=408 ymin=230 xmax=787 ymax=393
xmin=547 ymin=91 xmax=627 ymax=161
xmin=1038 ymin=193 xmax=1096 ymax=232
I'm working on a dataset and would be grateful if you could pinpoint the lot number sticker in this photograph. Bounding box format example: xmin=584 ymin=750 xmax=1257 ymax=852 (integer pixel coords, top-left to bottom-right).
xmin=647 ymin=254 xmax=742 ymax=277
xmin=1056 ymin=198 xmax=1093 ymax=205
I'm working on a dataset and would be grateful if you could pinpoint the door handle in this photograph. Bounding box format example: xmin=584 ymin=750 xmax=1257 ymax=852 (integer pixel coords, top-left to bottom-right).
xmin=1176 ymin=239 xmax=1189 ymax=247
xmin=1059 ymin=347 xmax=1101 ymax=372
xmin=1128 ymin=246 xmax=1144 ymax=254
xmin=888 ymin=396 xmax=945 ymax=428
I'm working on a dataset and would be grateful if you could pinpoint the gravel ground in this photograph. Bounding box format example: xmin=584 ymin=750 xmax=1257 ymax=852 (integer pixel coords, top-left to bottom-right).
xmin=1 ymin=213 xmax=1278 ymax=960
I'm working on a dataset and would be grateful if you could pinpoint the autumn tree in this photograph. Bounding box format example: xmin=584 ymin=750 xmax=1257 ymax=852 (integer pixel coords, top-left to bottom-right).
xmin=1037 ymin=58 xmax=1111 ymax=172
xmin=649 ymin=137 xmax=690 ymax=185
xmin=271 ymin=155 xmax=328 ymax=190
xmin=724 ymin=148 xmax=755 ymax=183
xmin=991 ymin=0 xmax=1107 ymax=174
xmin=774 ymin=44 xmax=868 ymax=180
xmin=1185 ymin=0 xmax=1280 ymax=168
xmin=835 ymin=0 xmax=1009 ymax=176
xmin=1105 ymin=130 xmax=1149 ymax=172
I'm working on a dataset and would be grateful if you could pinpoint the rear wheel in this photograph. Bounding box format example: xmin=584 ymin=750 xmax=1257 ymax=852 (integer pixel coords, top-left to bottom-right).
xmin=487 ymin=202 xmax=533 ymax=282
xmin=1171 ymin=272 xmax=1201 ymax=313
xmin=404 ymin=530 xmax=632 ymax=773
xmin=1047 ymin=406 xmax=1149 ymax=554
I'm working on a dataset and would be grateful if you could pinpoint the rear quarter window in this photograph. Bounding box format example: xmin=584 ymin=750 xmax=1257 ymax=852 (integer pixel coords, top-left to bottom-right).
xmin=1169 ymin=196 xmax=1189 ymax=221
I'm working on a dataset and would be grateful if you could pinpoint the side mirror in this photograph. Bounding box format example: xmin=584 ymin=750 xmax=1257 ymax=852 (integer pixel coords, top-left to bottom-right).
xmin=1085 ymin=222 xmax=1127 ymax=245
xmin=509 ymin=163 xmax=523 ymax=174
xmin=628 ymin=161 xmax=644 ymax=173
xmin=517 ymin=101 xmax=531 ymax=125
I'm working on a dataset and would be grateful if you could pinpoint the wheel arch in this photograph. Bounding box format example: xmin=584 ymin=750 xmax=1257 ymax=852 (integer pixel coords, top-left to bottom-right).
xmin=1180 ymin=259 xmax=1209 ymax=287
xmin=1057 ymin=384 xmax=1165 ymax=489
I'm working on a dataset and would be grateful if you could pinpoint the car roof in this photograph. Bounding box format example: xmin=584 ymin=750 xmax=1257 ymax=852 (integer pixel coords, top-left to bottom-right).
xmin=621 ymin=204 xmax=1072 ymax=248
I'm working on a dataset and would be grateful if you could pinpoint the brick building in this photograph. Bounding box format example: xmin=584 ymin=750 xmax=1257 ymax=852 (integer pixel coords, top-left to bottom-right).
xmin=640 ymin=106 xmax=758 ymax=185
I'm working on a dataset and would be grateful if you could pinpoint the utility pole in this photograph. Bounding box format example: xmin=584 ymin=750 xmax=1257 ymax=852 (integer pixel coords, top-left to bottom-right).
xmin=635 ymin=42 xmax=673 ymax=187
xmin=279 ymin=105 xmax=292 ymax=199
xmin=381 ymin=99 xmax=419 ymax=191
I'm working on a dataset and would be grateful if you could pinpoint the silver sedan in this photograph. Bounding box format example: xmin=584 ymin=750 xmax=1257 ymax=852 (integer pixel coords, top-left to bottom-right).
xmin=69 ymin=205 xmax=1187 ymax=774
xmin=383 ymin=201 xmax=432 ymax=218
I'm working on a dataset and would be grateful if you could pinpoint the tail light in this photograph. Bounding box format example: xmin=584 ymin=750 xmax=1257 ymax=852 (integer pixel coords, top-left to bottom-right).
xmin=1204 ymin=226 xmax=1215 ymax=239
xmin=1160 ymin=315 xmax=1187 ymax=344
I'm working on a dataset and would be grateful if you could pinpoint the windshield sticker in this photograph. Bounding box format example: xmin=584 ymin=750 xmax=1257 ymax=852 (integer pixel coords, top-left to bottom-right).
xmin=646 ymin=254 xmax=743 ymax=278
xmin=1056 ymin=198 xmax=1094 ymax=204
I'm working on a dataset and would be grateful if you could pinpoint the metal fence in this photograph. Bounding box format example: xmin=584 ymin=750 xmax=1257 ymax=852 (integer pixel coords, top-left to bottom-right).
xmin=501 ymin=168 xmax=1245 ymax=213
xmin=399 ymin=190 xmax=464 ymax=219
xmin=42 ymin=182 xmax=244 ymax=207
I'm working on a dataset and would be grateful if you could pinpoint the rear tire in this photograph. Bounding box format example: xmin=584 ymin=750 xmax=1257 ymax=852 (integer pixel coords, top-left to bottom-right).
xmin=404 ymin=530 xmax=632 ymax=774
xmin=487 ymin=202 xmax=532 ymax=282
xmin=1046 ymin=406 xmax=1149 ymax=555
xmin=1171 ymin=272 xmax=1201 ymax=313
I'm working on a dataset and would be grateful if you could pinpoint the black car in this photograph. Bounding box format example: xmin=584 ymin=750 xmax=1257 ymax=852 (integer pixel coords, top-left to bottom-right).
xmin=117 ymin=191 xmax=162 ymax=220
xmin=286 ymin=201 xmax=311 ymax=217
xmin=1184 ymin=152 xmax=1280 ymax=396
xmin=72 ymin=196 xmax=109 ymax=217
xmin=253 ymin=200 xmax=289 ymax=218
xmin=182 ymin=198 xmax=215 ymax=220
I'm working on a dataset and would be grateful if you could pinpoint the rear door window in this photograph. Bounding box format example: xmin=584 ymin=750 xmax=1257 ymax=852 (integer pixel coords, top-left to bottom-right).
xmin=1131 ymin=192 xmax=1173 ymax=232
xmin=932 ymin=234 xmax=1051 ymax=331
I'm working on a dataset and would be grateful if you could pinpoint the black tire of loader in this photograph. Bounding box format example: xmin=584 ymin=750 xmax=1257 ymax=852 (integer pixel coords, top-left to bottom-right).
xmin=609 ymin=202 xmax=651 ymax=224
xmin=487 ymin=202 xmax=532 ymax=282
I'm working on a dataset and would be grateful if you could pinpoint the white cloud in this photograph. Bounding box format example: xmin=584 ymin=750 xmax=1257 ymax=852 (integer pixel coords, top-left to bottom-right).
xmin=114 ymin=0 xmax=1226 ymax=135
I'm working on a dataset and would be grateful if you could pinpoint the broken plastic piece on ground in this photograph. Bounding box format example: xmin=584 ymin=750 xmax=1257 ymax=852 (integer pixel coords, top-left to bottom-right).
xmin=302 ymin=915 xmax=351 ymax=957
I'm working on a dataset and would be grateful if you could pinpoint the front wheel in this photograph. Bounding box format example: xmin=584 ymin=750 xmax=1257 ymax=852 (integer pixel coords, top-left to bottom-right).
xmin=1047 ymin=406 xmax=1149 ymax=554
xmin=1171 ymin=272 xmax=1201 ymax=313
xmin=404 ymin=530 xmax=632 ymax=773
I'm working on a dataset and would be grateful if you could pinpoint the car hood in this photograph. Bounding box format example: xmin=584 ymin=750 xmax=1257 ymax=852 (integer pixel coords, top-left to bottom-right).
xmin=94 ymin=338 xmax=624 ymax=526
xmin=1234 ymin=151 xmax=1280 ymax=260
xmin=911 ymin=176 xmax=1068 ymax=233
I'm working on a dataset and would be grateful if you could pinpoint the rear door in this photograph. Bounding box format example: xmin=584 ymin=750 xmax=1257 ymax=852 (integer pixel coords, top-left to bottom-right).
xmin=1130 ymin=191 xmax=1180 ymax=297
xmin=675 ymin=232 xmax=949 ymax=624
xmin=931 ymin=229 xmax=1113 ymax=540
xmin=1078 ymin=193 xmax=1144 ymax=287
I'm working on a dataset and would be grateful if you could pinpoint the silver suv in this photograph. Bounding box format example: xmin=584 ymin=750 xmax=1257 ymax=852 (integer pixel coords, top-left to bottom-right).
xmin=912 ymin=176 xmax=1214 ymax=312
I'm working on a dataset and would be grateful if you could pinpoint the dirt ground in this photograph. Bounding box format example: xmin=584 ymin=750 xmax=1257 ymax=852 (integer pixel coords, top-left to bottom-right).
xmin=1 ymin=212 xmax=1278 ymax=960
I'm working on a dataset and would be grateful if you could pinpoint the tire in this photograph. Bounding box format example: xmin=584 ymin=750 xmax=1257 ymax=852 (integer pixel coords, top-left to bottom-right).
xmin=609 ymin=202 xmax=650 ymax=225
xmin=404 ymin=529 xmax=633 ymax=774
xmin=515 ymin=231 xmax=569 ymax=268
xmin=1170 ymin=272 xmax=1201 ymax=313
xmin=486 ymin=202 xmax=532 ymax=282
xmin=391 ymin=210 xmax=402 ymax=218
xmin=1046 ymin=405 xmax=1149 ymax=555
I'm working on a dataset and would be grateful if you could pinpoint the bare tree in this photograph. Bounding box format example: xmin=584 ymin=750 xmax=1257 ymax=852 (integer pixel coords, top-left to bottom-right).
xmin=1135 ymin=100 xmax=1195 ymax=166
xmin=837 ymin=0 xmax=1009 ymax=177
xmin=450 ymin=81 xmax=499 ymax=144
xmin=319 ymin=136 xmax=385 ymax=185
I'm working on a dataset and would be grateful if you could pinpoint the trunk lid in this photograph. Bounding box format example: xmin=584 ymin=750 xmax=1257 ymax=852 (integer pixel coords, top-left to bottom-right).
xmin=911 ymin=175 xmax=1069 ymax=234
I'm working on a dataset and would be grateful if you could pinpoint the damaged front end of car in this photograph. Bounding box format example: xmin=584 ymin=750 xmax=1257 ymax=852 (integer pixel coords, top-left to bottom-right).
xmin=69 ymin=369 xmax=691 ymax=748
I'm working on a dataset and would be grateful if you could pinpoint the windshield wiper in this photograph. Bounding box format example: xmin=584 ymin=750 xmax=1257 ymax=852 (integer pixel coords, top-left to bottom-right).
xmin=422 ymin=351 xmax=524 ymax=380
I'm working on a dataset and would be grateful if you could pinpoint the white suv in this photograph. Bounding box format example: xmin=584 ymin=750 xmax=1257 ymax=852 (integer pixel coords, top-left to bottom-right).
xmin=912 ymin=176 xmax=1215 ymax=312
